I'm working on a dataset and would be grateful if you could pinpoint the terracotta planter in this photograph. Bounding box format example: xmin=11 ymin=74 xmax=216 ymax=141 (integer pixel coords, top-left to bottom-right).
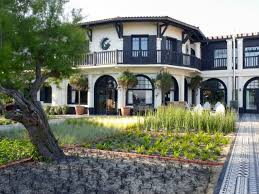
xmin=121 ymin=106 xmax=131 ymax=116
xmin=75 ymin=105 xmax=85 ymax=115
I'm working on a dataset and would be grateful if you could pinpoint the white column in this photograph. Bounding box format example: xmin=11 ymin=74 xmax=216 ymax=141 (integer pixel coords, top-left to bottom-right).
xmin=156 ymin=38 xmax=161 ymax=50
xmin=237 ymin=38 xmax=243 ymax=70
xmin=117 ymin=87 xmax=125 ymax=109
xmin=196 ymin=88 xmax=201 ymax=105
xmin=87 ymin=74 xmax=94 ymax=109
xmin=188 ymin=88 xmax=192 ymax=105
xmin=227 ymin=76 xmax=233 ymax=106
xmin=194 ymin=42 xmax=201 ymax=59
xmin=227 ymin=39 xmax=233 ymax=71
xmin=154 ymin=88 xmax=162 ymax=108
xmin=51 ymin=84 xmax=58 ymax=106
xmin=238 ymin=76 xmax=243 ymax=108
xmin=178 ymin=75 xmax=185 ymax=101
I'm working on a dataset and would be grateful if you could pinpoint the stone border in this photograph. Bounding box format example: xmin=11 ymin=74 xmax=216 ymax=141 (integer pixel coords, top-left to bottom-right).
xmin=65 ymin=146 xmax=225 ymax=167
xmin=0 ymin=158 xmax=33 ymax=170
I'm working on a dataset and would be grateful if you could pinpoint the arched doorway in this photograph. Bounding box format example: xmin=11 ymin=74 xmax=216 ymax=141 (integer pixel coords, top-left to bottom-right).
xmin=94 ymin=75 xmax=118 ymax=115
xmin=201 ymin=78 xmax=227 ymax=105
xmin=243 ymin=77 xmax=259 ymax=113
xmin=164 ymin=76 xmax=179 ymax=104
xmin=126 ymin=75 xmax=154 ymax=108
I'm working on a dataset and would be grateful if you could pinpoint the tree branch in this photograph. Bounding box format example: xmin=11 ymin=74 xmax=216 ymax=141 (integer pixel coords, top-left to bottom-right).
xmin=29 ymin=67 xmax=61 ymax=101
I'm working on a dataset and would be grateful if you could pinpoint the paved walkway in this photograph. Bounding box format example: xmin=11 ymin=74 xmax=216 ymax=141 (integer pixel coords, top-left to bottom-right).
xmin=218 ymin=114 xmax=259 ymax=194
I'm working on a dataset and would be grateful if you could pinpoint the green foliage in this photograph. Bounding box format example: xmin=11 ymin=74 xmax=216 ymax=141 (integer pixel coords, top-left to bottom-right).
xmin=89 ymin=130 xmax=230 ymax=161
xmin=69 ymin=74 xmax=88 ymax=91
xmin=44 ymin=105 xmax=68 ymax=115
xmin=0 ymin=117 xmax=15 ymax=125
xmin=118 ymin=71 xmax=138 ymax=89
xmin=189 ymin=75 xmax=203 ymax=90
xmin=0 ymin=0 xmax=87 ymax=93
xmin=155 ymin=71 xmax=173 ymax=94
xmin=141 ymin=106 xmax=236 ymax=133
xmin=0 ymin=138 xmax=37 ymax=165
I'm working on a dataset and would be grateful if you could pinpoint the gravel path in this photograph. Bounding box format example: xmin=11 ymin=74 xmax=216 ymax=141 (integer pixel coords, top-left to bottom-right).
xmin=218 ymin=114 xmax=259 ymax=194
xmin=0 ymin=148 xmax=212 ymax=194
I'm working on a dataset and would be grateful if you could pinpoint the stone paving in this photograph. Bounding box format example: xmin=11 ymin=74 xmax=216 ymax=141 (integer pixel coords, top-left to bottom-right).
xmin=0 ymin=149 xmax=212 ymax=194
xmin=218 ymin=114 xmax=259 ymax=194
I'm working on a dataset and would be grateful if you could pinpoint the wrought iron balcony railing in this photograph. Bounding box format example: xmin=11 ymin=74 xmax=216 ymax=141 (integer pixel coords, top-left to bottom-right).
xmin=76 ymin=50 xmax=202 ymax=70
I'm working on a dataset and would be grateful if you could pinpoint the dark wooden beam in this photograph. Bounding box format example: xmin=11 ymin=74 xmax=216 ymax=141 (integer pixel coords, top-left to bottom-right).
xmin=115 ymin=23 xmax=123 ymax=38
xmin=161 ymin=24 xmax=168 ymax=36
xmin=87 ymin=29 xmax=92 ymax=42
xmin=182 ymin=32 xmax=192 ymax=44
xmin=157 ymin=23 xmax=168 ymax=38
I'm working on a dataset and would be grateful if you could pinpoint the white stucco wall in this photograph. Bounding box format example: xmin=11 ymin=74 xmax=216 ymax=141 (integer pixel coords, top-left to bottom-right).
xmin=163 ymin=26 xmax=183 ymax=40
xmin=89 ymin=24 xmax=123 ymax=52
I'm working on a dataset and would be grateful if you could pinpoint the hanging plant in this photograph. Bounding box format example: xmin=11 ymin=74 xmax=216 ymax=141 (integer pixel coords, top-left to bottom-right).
xmin=118 ymin=71 xmax=138 ymax=90
xmin=155 ymin=71 xmax=173 ymax=105
xmin=189 ymin=75 xmax=203 ymax=90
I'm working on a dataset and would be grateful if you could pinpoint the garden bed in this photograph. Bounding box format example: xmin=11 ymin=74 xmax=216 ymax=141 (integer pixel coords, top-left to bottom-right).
xmin=84 ymin=130 xmax=231 ymax=162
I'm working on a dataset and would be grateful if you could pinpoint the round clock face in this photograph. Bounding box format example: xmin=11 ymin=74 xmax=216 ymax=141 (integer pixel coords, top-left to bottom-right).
xmin=100 ymin=38 xmax=111 ymax=50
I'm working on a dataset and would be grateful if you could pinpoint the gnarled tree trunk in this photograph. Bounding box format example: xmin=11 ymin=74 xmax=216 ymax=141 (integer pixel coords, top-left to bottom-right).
xmin=21 ymin=102 xmax=65 ymax=160
xmin=1 ymin=88 xmax=64 ymax=160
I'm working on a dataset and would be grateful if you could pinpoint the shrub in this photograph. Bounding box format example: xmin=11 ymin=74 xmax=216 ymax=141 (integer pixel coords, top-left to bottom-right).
xmin=61 ymin=105 xmax=69 ymax=115
xmin=44 ymin=105 xmax=69 ymax=115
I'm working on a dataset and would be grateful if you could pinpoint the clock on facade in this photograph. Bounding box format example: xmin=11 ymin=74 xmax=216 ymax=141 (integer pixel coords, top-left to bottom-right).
xmin=100 ymin=38 xmax=111 ymax=50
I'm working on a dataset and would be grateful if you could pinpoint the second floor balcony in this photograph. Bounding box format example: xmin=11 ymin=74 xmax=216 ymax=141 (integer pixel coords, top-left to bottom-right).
xmin=77 ymin=50 xmax=202 ymax=70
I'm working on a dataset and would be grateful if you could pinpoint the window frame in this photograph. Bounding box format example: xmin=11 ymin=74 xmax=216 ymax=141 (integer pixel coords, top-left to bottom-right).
xmin=126 ymin=75 xmax=154 ymax=106
xmin=131 ymin=35 xmax=149 ymax=57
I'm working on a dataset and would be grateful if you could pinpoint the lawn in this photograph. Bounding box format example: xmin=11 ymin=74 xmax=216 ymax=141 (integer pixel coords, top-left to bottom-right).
xmin=0 ymin=107 xmax=236 ymax=165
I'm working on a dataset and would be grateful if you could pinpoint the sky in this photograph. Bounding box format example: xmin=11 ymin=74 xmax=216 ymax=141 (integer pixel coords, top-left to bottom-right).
xmin=65 ymin=0 xmax=259 ymax=37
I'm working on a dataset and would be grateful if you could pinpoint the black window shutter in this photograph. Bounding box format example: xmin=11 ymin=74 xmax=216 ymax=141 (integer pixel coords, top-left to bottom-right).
xmin=148 ymin=35 xmax=157 ymax=63
xmin=176 ymin=40 xmax=182 ymax=53
xmin=40 ymin=88 xmax=45 ymax=101
xmin=46 ymin=87 xmax=52 ymax=103
xmin=172 ymin=39 xmax=177 ymax=51
xmin=123 ymin=36 xmax=132 ymax=64
xmin=67 ymin=84 xmax=72 ymax=104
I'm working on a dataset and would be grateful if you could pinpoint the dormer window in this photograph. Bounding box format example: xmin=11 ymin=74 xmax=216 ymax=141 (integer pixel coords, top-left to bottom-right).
xmin=132 ymin=36 xmax=148 ymax=57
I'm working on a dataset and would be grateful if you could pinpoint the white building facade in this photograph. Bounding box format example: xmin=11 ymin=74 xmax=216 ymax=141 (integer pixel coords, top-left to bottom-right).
xmin=39 ymin=16 xmax=259 ymax=114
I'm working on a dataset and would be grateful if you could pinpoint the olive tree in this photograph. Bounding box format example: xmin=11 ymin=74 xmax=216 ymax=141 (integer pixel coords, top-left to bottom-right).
xmin=0 ymin=0 xmax=88 ymax=160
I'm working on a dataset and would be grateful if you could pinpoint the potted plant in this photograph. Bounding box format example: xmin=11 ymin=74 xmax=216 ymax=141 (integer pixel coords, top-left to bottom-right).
xmin=69 ymin=74 xmax=88 ymax=115
xmin=118 ymin=71 xmax=138 ymax=116
xmin=155 ymin=71 xmax=173 ymax=105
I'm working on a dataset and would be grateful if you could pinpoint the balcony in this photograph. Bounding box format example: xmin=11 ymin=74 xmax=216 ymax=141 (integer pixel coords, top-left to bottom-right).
xmin=76 ymin=50 xmax=201 ymax=70
xmin=201 ymin=58 xmax=227 ymax=70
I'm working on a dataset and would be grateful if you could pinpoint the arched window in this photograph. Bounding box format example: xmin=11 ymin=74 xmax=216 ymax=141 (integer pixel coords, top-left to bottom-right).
xmin=201 ymin=78 xmax=227 ymax=104
xmin=40 ymin=85 xmax=52 ymax=103
xmin=243 ymin=77 xmax=259 ymax=112
xmin=126 ymin=75 xmax=154 ymax=106
xmin=67 ymin=84 xmax=88 ymax=105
